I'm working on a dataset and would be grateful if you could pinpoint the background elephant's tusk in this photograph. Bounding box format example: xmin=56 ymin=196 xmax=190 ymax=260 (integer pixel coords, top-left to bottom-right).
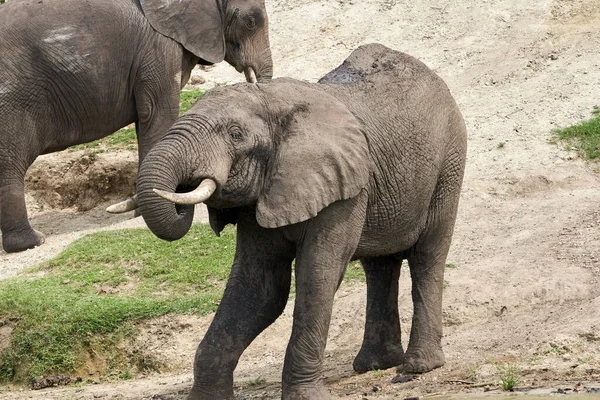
xmin=153 ymin=179 xmax=217 ymax=205
xmin=106 ymin=194 xmax=138 ymax=214
xmin=244 ymin=67 xmax=258 ymax=84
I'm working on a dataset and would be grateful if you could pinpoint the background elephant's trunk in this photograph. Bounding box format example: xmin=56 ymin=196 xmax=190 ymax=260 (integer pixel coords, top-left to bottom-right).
xmin=137 ymin=119 xmax=229 ymax=241
xmin=254 ymin=46 xmax=273 ymax=81
xmin=227 ymin=24 xmax=274 ymax=82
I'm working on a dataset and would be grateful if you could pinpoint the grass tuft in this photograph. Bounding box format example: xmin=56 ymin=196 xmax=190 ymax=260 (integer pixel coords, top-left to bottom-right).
xmin=552 ymin=106 xmax=600 ymax=160
xmin=246 ymin=377 xmax=267 ymax=387
xmin=495 ymin=363 xmax=519 ymax=391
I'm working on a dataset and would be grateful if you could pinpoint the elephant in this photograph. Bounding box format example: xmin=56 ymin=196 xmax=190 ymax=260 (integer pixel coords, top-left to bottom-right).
xmin=0 ymin=0 xmax=273 ymax=253
xmin=127 ymin=43 xmax=467 ymax=399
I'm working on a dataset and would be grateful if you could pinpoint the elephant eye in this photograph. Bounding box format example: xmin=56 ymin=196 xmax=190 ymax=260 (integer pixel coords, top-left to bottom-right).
xmin=244 ymin=16 xmax=257 ymax=30
xmin=229 ymin=127 xmax=244 ymax=142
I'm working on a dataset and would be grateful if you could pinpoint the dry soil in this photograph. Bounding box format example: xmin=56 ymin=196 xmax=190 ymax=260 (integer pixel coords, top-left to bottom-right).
xmin=1 ymin=0 xmax=600 ymax=398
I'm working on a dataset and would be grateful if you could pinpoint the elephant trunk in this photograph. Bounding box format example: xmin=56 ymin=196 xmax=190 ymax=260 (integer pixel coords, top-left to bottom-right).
xmin=137 ymin=118 xmax=229 ymax=241
xmin=241 ymin=45 xmax=273 ymax=83
xmin=254 ymin=46 xmax=273 ymax=82
xmin=234 ymin=24 xmax=273 ymax=82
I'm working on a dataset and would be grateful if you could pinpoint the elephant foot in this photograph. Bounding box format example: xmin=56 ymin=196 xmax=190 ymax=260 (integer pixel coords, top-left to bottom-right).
xmin=283 ymin=382 xmax=331 ymax=400
xmin=187 ymin=385 xmax=234 ymax=400
xmin=396 ymin=347 xmax=445 ymax=374
xmin=353 ymin=342 xmax=405 ymax=373
xmin=2 ymin=228 xmax=45 ymax=253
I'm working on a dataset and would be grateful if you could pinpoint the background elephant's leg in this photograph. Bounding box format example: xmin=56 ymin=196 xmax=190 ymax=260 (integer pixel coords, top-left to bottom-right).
xmin=134 ymin=81 xmax=180 ymax=163
xmin=0 ymin=169 xmax=44 ymax=253
xmin=353 ymin=255 xmax=404 ymax=373
xmin=188 ymin=210 xmax=295 ymax=400
xmin=282 ymin=193 xmax=367 ymax=400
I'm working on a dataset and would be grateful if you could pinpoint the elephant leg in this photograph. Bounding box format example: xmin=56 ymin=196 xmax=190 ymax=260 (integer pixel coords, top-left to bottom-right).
xmin=399 ymin=164 xmax=462 ymax=374
xmin=281 ymin=192 xmax=367 ymax=400
xmin=399 ymin=239 xmax=449 ymax=373
xmin=188 ymin=209 xmax=295 ymax=400
xmin=1 ymin=169 xmax=44 ymax=253
xmin=134 ymin=55 xmax=182 ymax=164
xmin=353 ymin=254 xmax=404 ymax=372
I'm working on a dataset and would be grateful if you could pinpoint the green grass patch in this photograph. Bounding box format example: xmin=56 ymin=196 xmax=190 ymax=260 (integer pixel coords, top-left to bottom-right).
xmin=345 ymin=261 xmax=366 ymax=281
xmin=0 ymin=223 xmax=232 ymax=383
xmin=552 ymin=106 xmax=600 ymax=160
xmin=0 ymin=222 xmax=366 ymax=384
xmin=179 ymin=88 xmax=205 ymax=114
xmin=71 ymin=88 xmax=204 ymax=153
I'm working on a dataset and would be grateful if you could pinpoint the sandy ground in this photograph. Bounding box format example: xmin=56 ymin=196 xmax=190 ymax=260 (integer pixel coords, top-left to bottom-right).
xmin=2 ymin=0 xmax=600 ymax=398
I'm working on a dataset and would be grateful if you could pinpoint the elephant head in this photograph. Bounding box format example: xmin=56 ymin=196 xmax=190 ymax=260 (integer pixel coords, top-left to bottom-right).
xmin=135 ymin=80 xmax=371 ymax=240
xmin=140 ymin=0 xmax=273 ymax=81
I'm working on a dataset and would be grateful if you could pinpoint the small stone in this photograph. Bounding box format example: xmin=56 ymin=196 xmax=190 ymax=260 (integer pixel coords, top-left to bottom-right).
xmin=188 ymin=75 xmax=206 ymax=85
xmin=392 ymin=375 xmax=415 ymax=384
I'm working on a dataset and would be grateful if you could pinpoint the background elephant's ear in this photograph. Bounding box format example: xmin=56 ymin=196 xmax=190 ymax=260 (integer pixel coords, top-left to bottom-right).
xmin=256 ymin=89 xmax=371 ymax=228
xmin=140 ymin=0 xmax=225 ymax=64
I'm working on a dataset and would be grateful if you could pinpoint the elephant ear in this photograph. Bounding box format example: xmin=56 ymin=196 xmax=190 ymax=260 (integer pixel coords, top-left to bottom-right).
xmin=256 ymin=87 xmax=371 ymax=228
xmin=140 ymin=0 xmax=225 ymax=64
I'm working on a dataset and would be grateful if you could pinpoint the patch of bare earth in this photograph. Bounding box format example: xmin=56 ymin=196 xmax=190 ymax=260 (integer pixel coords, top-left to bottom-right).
xmin=1 ymin=0 xmax=600 ymax=398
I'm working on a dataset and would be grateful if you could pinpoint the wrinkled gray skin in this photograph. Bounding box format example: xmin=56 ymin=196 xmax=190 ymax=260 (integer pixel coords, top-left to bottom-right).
xmin=0 ymin=0 xmax=273 ymax=253
xmin=136 ymin=44 xmax=467 ymax=400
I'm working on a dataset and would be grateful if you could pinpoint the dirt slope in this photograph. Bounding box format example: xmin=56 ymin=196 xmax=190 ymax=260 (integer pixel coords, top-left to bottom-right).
xmin=1 ymin=0 xmax=600 ymax=398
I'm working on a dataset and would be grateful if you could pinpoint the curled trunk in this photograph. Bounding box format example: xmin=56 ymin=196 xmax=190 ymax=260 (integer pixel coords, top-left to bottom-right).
xmin=137 ymin=136 xmax=196 ymax=241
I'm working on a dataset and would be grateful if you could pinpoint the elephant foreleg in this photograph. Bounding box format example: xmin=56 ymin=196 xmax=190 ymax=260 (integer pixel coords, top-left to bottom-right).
xmin=353 ymin=254 xmax=404 ymax=373
xmin=1 ymin=170 xmax=44 ymax=253
xmin=281 ymin=192 xmax=367 ymax=400
xmin=134 ymin=50 xmax=185 ymax=163
xmin=188 ymin=209 xmax=295 ymax=400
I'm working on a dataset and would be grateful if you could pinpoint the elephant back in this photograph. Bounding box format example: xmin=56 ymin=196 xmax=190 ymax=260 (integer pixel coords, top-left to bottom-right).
xmin=319 ymin=43 xmax=446 ymax=91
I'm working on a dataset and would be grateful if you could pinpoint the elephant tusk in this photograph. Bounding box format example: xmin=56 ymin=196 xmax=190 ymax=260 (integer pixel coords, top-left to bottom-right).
xmin=244 ymin=67 xmax=258 ymax=84
xmin=153 ymin=179 xmax=217 ymax=205
xmin=106 ymin=194 xmax=138 ymax=214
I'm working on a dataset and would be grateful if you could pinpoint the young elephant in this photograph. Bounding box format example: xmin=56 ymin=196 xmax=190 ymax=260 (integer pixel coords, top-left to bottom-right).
xmin=134 ymin=43 xmax=466 ymax=399
xmin=0 ymin=0 xmax=273 ymax=253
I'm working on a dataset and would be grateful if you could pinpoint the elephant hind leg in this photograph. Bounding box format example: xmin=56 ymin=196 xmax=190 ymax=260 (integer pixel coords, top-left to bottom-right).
xmin=399 ymin=240 xmax=449 ymax=374
xmin=398 ymin=152 xmax=463 ymax=374
xmin=353 ymin=254 xmax=405 ymax=373
xmin=1 ymin=172 xmax=45 ymax=253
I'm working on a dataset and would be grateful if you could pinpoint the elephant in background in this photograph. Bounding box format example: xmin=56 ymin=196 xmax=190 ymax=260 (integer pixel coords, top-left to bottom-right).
xmin=130 ymin=43 xmax=467 ymax=399
xmin=0 ymin=0 xmax=273 ymax=253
